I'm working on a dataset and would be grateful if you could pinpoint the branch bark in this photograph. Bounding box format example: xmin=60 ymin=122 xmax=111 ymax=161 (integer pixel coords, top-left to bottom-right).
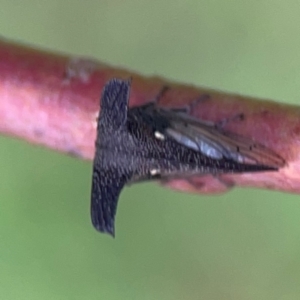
xmin=0 ymin=38 xmax=299 ymax=194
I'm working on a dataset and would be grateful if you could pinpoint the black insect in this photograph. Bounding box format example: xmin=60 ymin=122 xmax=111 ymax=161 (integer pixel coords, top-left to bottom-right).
xmin=91 ymin=78 xmax=285 ymax=236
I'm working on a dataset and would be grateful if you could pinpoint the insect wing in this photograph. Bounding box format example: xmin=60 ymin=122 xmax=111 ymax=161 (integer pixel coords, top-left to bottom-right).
xmin=150 ymin=106 xmax=285 ymax=168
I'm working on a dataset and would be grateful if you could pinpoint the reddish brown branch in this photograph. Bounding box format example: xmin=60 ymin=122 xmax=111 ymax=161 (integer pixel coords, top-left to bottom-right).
xmin=0 ymin=38 xmax=299 ymax=194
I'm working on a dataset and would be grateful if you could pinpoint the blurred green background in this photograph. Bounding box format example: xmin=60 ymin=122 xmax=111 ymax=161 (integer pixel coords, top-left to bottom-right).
xmin=0 ymin=1 xmax=300 ymax=299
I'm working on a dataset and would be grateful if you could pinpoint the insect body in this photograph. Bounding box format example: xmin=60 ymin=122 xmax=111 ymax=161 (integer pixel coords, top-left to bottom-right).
xmin=91 ymin=79 xmax=285 ymax=236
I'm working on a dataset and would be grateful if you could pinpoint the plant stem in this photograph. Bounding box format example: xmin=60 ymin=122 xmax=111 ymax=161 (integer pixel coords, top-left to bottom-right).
xmin=0 ymin=38 xmax=298 ymax=194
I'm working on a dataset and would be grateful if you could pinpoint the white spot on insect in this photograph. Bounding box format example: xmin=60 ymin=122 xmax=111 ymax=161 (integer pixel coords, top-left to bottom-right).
xmin=150 ymin=169 xmax=160 ymax=176
xmin=154 ymin=131 xmax=165 ymax=140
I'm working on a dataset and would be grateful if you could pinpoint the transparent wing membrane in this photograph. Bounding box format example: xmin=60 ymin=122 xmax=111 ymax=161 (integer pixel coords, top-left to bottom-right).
xmin=153 ymin=107 xmax=285 ymax=168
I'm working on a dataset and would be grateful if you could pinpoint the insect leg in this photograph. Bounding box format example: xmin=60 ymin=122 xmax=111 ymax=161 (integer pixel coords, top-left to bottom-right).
xmin=186 ymin=95 xmax=246 ymax=130
xmin=213 ymin=174 xmax=235 ymax=189
xmin=215 ymin=113 xmax=245 ymax=130
xmin=150 ymin=85 xmax=170 ymax=106
xmin=187 ymin=175 xmax=235 ymax=192
xmin=161 ymin=174 xmax=234 ymax=194
xmin=162 ymin=93 xmax=211 ymax=114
